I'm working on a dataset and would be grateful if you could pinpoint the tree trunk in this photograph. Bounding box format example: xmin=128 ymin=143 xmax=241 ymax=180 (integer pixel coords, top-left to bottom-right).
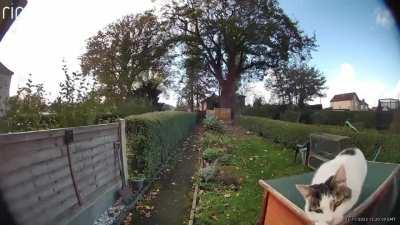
xmin=220 ymin=79 xmax=236 ymax=118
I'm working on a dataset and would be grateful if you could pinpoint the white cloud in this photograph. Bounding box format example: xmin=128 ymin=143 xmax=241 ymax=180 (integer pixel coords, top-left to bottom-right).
xmin=0 ymin=0 xmax=161 ymax=99
xmin=394 ymin=80 xmax=400 ymax=99
xmin=316 ymin=63 xmax=398 ymax=108
xmin=375 ymin=7 xmax=395 ymax=29
xmin=242 ymin=77 xmax=272 ymax=105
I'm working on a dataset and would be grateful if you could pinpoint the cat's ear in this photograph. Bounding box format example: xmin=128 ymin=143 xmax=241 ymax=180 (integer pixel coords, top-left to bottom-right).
xmin=333 ymin=165 xmax=347 ymax=187
xmin=296 ymin=184 xmax=312 ymax=199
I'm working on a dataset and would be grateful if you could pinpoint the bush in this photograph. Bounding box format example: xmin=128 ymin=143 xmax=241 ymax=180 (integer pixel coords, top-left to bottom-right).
xmin=126 ymin=111 xmax=197 ymax=178
xmin=280 ymin=110 xmax=301 ymax=122
xmin=310 ymin=110 xmax=376 ymax=129
xmin=239 ymin=116 xmax=400 ymax=163
xmin=116 ymin=98 xmax=156 ymax=117
xmin=242 ymin=104 xmax=282 ymax=119
xmin=203 ymin=147 xmax=224 ymax=162
xmin=202 ymin=132 xmax=232 ymax=148
xmin=203 ymin=115 xmax=224 ymax=133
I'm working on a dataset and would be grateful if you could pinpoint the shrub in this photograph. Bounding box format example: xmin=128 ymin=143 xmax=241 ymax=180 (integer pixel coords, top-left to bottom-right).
xmin=280 ymin=110 xmax=301 ymax=122
xmin=203 ymin=115 xmax=224 ymax=133
xmin=239 ymin=116 xmax=400 ymax=163
xmin=203 ymin=147 xmax=224 ymax=162
xmin=310 ymin=110 xmax=376 ymax=129
xmin=242 ymin=104 xmax=282 ymax=119
xmin=116 ymin=98 xmax=156 ymax=117
xmin=126 ymin=111 xmax=197 ymax=178
xmin=202 ymin=132 xmax=231 ymax=148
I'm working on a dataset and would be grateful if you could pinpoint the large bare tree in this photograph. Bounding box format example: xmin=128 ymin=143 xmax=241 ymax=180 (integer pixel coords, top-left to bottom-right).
xmin=164 ymin=0 xmax=316 ymax=114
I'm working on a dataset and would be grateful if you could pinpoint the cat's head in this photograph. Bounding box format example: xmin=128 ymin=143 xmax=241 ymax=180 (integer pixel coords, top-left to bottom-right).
xmin=296 ymin=165 xmax=352 ymax=225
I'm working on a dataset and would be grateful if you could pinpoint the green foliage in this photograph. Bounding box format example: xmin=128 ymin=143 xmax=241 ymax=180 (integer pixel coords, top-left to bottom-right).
xmin=242 ymin=101 xmax=282 ymax=119
xmin=125 ymin=111 xmax=197 ymax=178
xmin=203 ymin=116 xmax=224 ymax=133
xmin=280 ymin=110 xmax=301 ymax=123
xmin=179 ymin=45 xmax=217 ymax=111
xmin=266 ymin=64 xmax=326 ymax=107
xmin=243 ymin=103 xmax=377 ymax=129
xmin=115 ymin=98 xmax=156 ymax=118
xmin=6 ymin=75 xmax=51 ymax=131
xmin=165 ymin=0 xmax=316 ymax=111
xmin=309 ymin=110 xmax=376 ymax=128
xmin=203 ymin=147 xmax=224 ymax=162
xmin=81 ymin=11 xmax=172 ymax=103
xmin=50 ymin=63 xmax=105 ymax=128
xmin=239 ymin=116 xmax=400 ymax=163
xmin=202 ymin=132 xmax=232 ymax=148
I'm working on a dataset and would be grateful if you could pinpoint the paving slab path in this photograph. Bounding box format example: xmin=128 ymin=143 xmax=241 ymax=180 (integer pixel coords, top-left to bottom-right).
xmin=131 ymin=127 xmax=202 ymax=225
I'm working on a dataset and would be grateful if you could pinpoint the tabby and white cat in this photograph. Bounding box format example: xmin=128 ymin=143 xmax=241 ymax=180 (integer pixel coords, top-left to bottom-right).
xmin=296 ymin=148 xmax=367 ymax=225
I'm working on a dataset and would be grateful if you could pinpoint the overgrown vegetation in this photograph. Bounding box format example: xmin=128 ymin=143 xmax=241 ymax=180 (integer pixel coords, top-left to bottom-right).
xmin=125 ymin=111 xmax=197 ymax=179
xmin=2 ymin=63 xmax=159 ymax=132
xmin=203 ymin=116 xmax=225 ymax=133
xmin=196 ymin=130 xmax=309 ymax=225
xmin=239 ymin=116 xmax=400 ymax=163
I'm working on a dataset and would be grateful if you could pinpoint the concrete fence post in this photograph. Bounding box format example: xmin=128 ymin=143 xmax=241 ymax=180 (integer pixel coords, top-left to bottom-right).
xmin=119 ymin=119 xmax=129 ymax=187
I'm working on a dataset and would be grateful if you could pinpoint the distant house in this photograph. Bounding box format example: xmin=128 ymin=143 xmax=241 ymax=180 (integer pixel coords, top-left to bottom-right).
xmin=0 ymin=0 xmax=27 ymax=118
xmin=0 ymin=62 xmax=13 ymax=117
xmin=360 ymin=99 xmax=369 ymax=111
xmin=200 ymin=94 xmax=245 ymax=111
xmin=330 ymin=92 xmax=368 ymax=111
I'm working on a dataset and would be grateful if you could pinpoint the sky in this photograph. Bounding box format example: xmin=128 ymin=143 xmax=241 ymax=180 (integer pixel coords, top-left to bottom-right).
xmin=0 ymin=0 xmax=399 ymax=107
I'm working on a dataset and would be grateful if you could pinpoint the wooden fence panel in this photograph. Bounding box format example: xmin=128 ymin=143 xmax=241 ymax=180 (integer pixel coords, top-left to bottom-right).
xmin=0 ymin=122 xmax=125 ymax=225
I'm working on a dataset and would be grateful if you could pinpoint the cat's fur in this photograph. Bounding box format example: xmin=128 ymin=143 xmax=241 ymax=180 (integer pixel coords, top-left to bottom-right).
xmin=296 ymin=148 xmax=367 ymax=225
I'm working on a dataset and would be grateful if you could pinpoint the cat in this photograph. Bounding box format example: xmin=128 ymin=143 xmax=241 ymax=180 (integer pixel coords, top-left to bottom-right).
xmin=296 ymin=148 xmax=367 ymax=225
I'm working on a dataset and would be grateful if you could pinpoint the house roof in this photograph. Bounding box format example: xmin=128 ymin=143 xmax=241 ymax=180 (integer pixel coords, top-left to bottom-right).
xmin=0 ymin=62 xmax=13 ymax=76
xmin=360 ymin=99 xmax=368 ymax=106
xmin=330 ymin=92 xmax=359 ymax=102
xmin=0 ymin=0 xmax=27 ymax=42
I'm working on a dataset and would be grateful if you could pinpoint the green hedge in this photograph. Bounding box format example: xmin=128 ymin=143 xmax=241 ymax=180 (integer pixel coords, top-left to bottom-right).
xmin=125 ymin=111 xmax=197 ymax=178
xmin=243 ymin=105 xmax=378 ymax=129
xmin=309 ymin=110 xmax=376 ymax=129
xmin=239 ymin=116 xmax=400 ymax=163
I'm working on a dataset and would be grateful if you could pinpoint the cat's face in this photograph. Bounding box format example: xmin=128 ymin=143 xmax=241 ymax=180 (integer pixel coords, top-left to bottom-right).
xmin=296 ymin=165 xmax=352 ymax=225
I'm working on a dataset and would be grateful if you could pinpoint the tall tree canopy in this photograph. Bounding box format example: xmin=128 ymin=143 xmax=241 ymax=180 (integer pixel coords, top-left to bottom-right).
xmin=80 ymin=11 xmax=173 ymax=104
xmin=266 ymin=63 xmax=326 ymax=108
xmin=164 ymin=0 xmax=316 ymax=112
xmin=179 ymin=45 xmax=218 ymax=111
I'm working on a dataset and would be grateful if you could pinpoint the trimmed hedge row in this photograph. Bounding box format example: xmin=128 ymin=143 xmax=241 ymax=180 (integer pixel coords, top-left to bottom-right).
xmin=125 ymin=111 xmax=197 ymax=178
xmin=243 ymin=104 xmax=378 ymax=129
xmin=308 ymin=110 xmax=376 ymax=129
xmin=239 ymin=116 xmax=400 ymax=163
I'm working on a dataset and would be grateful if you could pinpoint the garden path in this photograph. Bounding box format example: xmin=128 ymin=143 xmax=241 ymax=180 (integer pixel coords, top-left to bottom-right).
xmin=130 ymin=127 xmax=202 ymax=225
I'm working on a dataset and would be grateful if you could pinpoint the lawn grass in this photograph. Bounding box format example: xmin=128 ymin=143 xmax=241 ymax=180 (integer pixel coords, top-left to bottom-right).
xmin=196 ymin=130 xmax=309 ymax=225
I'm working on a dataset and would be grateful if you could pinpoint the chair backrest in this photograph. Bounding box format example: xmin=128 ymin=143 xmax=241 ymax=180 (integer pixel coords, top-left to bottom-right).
xmin=307 ymin=133 xmax=354 ymax=170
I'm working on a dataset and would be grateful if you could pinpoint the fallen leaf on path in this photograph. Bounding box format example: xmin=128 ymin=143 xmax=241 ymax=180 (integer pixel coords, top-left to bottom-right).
xmin=211 ymin=215 xmax=218 ymax=221
xmin=224 ymin=193 xmax=231 ymax=198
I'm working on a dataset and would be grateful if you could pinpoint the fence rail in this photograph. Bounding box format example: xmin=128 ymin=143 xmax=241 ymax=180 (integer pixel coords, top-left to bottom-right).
xmin=0 ymin=120 xmax=127 ymax=225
